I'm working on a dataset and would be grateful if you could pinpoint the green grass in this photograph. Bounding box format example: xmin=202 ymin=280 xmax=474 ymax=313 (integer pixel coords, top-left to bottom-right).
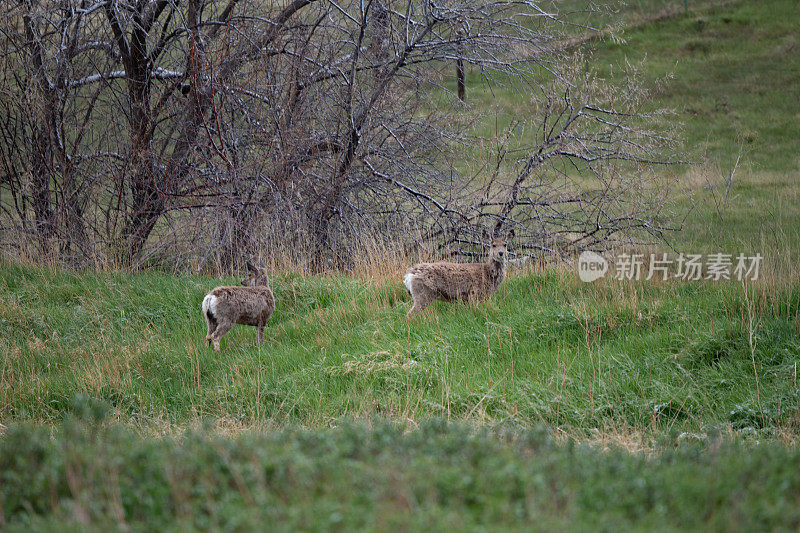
xmin=590 ymin=0 xmax=800 ymax=173
xmin=2 ymin=262 xmax=798 ymax=438
xmin=3 ymin=413 xmax=800 ymax=531
xmin=589 ymin=0 xmax=800 ymax=255
xmin=464 ymin=0 xmax=800 ymax=173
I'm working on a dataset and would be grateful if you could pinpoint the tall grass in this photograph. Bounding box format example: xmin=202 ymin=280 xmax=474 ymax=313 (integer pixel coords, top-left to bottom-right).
xmin=2 ymin=258 xmax=798 ymax=440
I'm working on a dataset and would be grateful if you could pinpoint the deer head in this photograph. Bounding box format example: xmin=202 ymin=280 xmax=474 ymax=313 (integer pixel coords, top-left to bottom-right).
xmin=484 ymin=229 xmax=514 ymax=264
xmin=242 ymin=261 xmax=269 ymax=287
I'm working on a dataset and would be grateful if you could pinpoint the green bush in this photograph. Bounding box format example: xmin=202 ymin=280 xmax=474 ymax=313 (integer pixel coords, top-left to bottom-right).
xmin=2 ymin=416 xmax=800 ymax=531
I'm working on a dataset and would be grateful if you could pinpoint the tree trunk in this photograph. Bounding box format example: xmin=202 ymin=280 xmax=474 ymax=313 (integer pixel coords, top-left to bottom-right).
xmin=24 ymin=13 xmax=56 ymax=256
xmin=457 ymin=57 xmax=465 ymax=102
xmin=456 ymin=35 xmax=466 ymax=102
xmin=29 ymin=129 xmax=55 ymax=257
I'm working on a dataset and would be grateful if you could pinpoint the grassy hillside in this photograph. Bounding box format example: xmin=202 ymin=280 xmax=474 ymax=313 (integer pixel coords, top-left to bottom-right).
xmin=590 ymin=0 xmax=800 ymax=255
xmin=460 ymin=0 xmax=800 ymax=255
xmin=467 ymin=0 xmax=800 ymax=172
xmin=2 ymin=262 xmax=798 ymax=440
xmin=592 ymin=0 xmax=800 ymax=173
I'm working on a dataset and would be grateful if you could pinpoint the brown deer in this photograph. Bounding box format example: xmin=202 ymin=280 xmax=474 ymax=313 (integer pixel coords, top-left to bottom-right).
xmin=404 ymin=230 xmax=514 ymax=317
xmin=202 ymin=261 xmax=275 ymax=351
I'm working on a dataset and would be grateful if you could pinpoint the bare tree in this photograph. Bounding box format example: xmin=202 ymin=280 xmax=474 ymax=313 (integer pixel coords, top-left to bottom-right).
xmin=1 ymin=1 xmax=110 ymax=261
xmin=0 ymin=0 xmax=679 ymax=271
xmin=442 ymin=61 xmax=680 ymax=261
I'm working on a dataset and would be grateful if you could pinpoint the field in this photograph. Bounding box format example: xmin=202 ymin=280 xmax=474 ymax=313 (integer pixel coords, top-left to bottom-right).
xmin=2 ymin=0 xmax=800 ymax=529
xmin=2 ymin=263 xmax=800 ymax=437
xmin=592 ymin=0 xmax=800 ymax=255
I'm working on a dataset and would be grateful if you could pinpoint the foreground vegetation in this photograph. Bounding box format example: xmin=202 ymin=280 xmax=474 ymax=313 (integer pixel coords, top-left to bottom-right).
xmin=3 ymin=411 xmax=800 ymax=531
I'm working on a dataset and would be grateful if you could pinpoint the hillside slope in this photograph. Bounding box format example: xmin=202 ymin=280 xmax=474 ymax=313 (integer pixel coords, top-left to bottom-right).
xmin=462 ymin=0 xmax=800 ymax=254
xmin=2 ymin=262 xmax=798 ymax=440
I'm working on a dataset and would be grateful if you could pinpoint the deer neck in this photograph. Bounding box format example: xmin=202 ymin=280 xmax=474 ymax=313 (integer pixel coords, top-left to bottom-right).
xmin=487 ymin=257 xmax=506 ymax=284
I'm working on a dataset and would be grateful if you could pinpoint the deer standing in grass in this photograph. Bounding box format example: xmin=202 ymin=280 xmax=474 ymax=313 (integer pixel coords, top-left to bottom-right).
xmin=202 ymin=261 xmax=275 ymax=351
xmin=404 ymin=230 xmax=514 ymax=317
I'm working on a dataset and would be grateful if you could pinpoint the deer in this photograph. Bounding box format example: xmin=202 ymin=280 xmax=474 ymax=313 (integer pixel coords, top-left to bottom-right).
xmin=202 ymin=261 xmax=275 ymax=352
xmin=403 ymin=230 xmax=514 ymax=317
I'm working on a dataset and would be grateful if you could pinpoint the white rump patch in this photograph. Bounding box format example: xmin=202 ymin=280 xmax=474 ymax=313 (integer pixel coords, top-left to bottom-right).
xmin=202 ymin=294 xmax=217 ymax=316
xmin=403 ymin=272 xmax=414 ymax=293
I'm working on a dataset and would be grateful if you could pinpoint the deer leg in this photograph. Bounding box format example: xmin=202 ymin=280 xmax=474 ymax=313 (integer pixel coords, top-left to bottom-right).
xmin=205 ymin=313 xmax=218 ymax=346
xmin=467 ymin=287 xmax=480 ymax=303
xmin=257 ymin=326 xmax=264 ymax=344
xmin=210 ymin=320 xmax=235 ymax=352
xmin=408 ymin=283 xmax=434 ymax=317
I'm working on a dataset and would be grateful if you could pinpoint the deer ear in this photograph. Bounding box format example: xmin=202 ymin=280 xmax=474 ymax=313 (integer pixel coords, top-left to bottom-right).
xmin=482 ymin=228 xmax=490 ymax=241
xmin=246 ymin=260 xmax=256 ymax=271
xmin=259 ymin=260 xmax=266 ymax=270
xmin=506 ymin=229 xmax=515 ymax=240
